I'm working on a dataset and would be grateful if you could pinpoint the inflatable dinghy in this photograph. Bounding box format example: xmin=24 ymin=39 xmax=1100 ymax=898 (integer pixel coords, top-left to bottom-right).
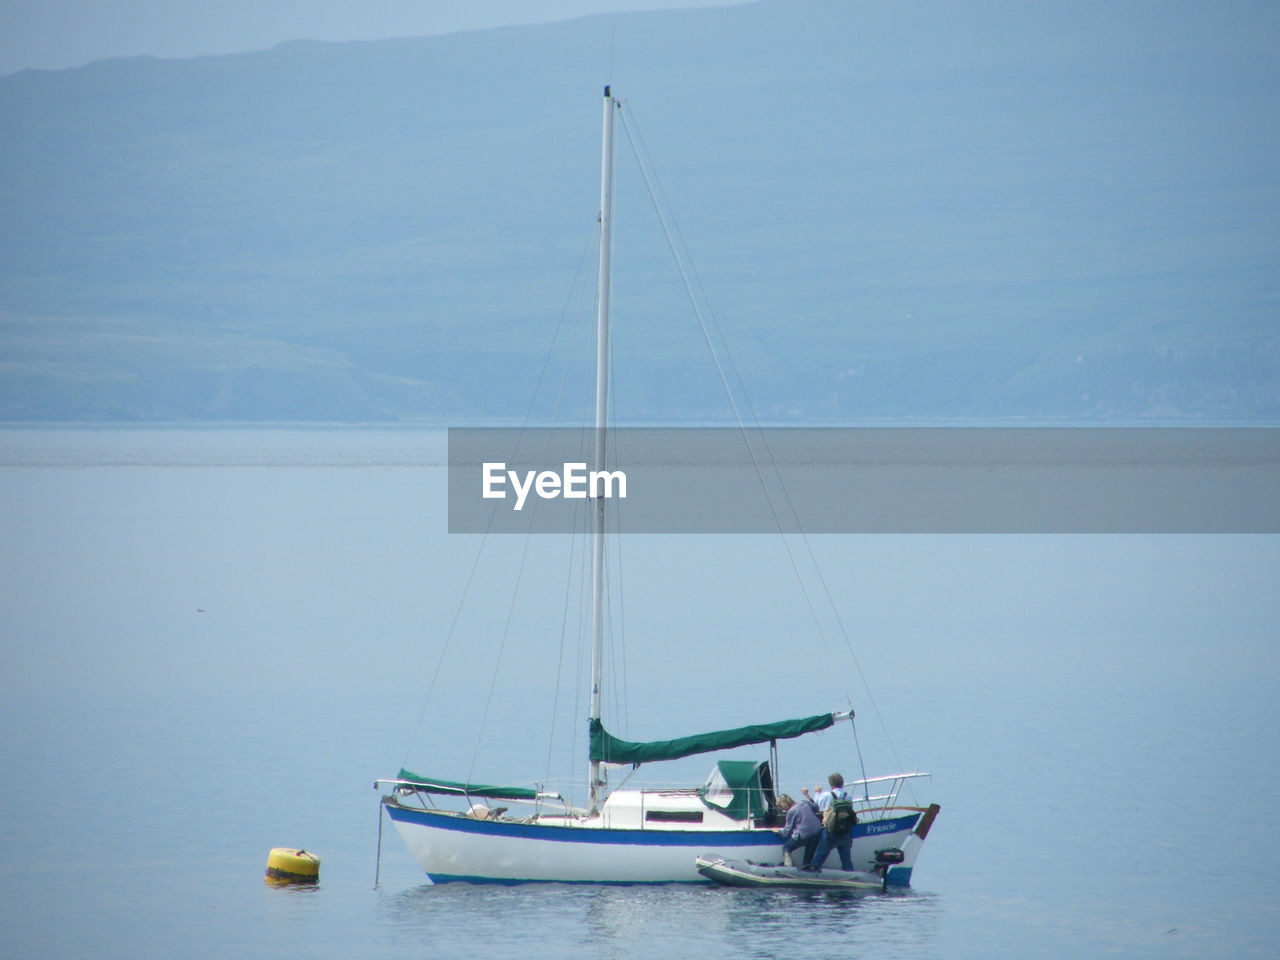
xmin=695 ymin=856 xmax=886 ymax=891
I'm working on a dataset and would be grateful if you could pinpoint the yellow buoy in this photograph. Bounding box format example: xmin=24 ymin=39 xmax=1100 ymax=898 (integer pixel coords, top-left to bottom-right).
xmin=265 ymin=847 xmax=320 ymax=885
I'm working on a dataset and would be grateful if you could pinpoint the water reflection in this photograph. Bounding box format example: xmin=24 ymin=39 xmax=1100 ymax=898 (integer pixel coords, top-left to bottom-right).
xmin=378 ymin=882 xmax=940 ymax=959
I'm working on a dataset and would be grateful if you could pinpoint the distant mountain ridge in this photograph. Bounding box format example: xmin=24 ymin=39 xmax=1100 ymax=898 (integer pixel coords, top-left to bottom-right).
xmin=2 ymin=0 xmax=1277 ymax=423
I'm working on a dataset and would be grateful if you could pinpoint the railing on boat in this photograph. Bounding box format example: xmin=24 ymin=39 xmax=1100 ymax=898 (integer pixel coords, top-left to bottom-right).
xmin=844 ymin=771 xmax=932 ymax=821
xmin=377 ymin=769 xmax=931 ymax=826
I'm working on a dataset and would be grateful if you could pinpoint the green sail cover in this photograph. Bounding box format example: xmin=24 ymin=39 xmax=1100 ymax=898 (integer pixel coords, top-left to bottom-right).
xmin=588 ymin=712 xmax=837 ymax=765
xmin=396 ymin=769 xmax=539 ymax=801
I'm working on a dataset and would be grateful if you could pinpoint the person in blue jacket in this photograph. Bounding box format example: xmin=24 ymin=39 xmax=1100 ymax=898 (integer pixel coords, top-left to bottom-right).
xmin=776 ymin=794 xmax=822 ymax=868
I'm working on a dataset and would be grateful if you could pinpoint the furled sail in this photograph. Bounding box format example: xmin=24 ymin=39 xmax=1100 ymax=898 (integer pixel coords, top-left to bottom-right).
xmin=396 ymin=769 xmax=539 ymax=801
xmin=588 ymin=712 xmax=837 ymax=765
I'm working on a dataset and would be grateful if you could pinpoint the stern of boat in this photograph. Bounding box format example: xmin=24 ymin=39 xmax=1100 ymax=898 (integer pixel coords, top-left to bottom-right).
xmin=841 ymin=773 xmax=939 ymax=887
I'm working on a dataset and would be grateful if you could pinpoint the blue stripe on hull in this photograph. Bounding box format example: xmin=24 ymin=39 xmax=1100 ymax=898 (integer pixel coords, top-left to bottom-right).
xmin=387 ymin=804 xmax=780 ymax=846
xmin=386 ymin=804 xmax=920 ymax=849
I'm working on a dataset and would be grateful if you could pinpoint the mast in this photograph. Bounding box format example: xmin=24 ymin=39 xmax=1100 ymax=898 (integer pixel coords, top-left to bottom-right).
xmin=588 ymin=85 xmax=615 ymax=816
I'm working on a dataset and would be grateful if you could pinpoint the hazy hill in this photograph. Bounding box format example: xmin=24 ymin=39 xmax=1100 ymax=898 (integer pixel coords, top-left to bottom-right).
xmin=2 ymin=0 xmax=1277 ymax=423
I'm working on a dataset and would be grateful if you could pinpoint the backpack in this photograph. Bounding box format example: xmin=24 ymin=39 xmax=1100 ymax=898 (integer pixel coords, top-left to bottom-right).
xmin=822 ymin=795 xmax=857 ymax=833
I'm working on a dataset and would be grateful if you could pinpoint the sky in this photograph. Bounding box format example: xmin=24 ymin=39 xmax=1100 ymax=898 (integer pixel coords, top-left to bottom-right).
xmin=0 ymin=0 xmax=742 ymax=75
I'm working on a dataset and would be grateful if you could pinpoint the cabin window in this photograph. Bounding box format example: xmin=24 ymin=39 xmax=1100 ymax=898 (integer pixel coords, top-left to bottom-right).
xmin=645 ymin=809 xmax=704 ymax=823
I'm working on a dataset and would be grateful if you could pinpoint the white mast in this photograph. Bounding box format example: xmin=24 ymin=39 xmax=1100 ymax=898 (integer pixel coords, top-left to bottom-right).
xmin=588 ymin=85 xmax=615 ymax=816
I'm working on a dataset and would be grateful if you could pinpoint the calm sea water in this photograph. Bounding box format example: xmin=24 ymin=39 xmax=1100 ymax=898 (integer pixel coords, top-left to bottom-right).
xmin=2 ymin=428 xmax=1278 ymax=959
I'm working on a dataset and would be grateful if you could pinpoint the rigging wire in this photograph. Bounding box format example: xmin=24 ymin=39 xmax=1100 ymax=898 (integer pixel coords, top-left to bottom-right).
xmin=571 ymin=508 xmax=591 ymax=805
xmin=567 ymin=264 xmax=602 ymax=807
xmin=545 ymin=500 xmax=582 ymax=793
xmin=849 ymin=715 xmax=871 ymax=804
xmin=617 ymin=105 xmax=842 ymax=680
xmin=600 ymin=349 xmax=627 ymax=743
xmin=620 ymin=101 xmax=908 ymax=776
xmin=469 ymin=286 xmax=596 ymax=787
xmin=624 ymin=101 xmax=906 ymax=773
xmin=402 ymin=220 xmax=599 ymax=771
xmin=467 ymin=498 xmax=538 ymax=786
xmin=475 ymin=217 xmax=605 ymax=788
xmin=605 ymin=550 xmax=620 ymax=739
xmin=607 ymin=329 xmax=630 ymax=737
xmin=543 ymin=228 xmax=601 ymax=791
xmin=400 ymin=506 xmax=495 ymax=769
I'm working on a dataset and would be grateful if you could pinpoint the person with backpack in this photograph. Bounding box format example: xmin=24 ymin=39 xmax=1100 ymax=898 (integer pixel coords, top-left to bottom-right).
xmin=803 ymin=772 xmax=858 ymax=871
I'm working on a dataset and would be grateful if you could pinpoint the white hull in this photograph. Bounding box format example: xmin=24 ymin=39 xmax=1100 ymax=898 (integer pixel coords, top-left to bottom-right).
xmin=385 ymin=803 xmax=930 ymax=884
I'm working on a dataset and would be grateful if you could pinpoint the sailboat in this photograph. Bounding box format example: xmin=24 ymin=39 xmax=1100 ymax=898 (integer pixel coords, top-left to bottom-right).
xmin=378 ymin=86 xmax=939 ymax=885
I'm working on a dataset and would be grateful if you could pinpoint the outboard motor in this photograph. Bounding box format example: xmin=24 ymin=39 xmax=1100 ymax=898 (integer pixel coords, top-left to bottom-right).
xmin=871 ymin=847 xmax=906 ymax=887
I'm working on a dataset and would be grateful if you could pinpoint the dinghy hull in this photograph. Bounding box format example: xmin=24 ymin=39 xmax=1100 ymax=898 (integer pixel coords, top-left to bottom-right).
xmin=695 ymin=856 xmax=885 ymax=891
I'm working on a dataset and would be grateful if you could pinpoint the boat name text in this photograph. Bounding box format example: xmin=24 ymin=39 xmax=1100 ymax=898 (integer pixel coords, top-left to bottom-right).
xmin=482 ymin=462 xmax=628 ymax=511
